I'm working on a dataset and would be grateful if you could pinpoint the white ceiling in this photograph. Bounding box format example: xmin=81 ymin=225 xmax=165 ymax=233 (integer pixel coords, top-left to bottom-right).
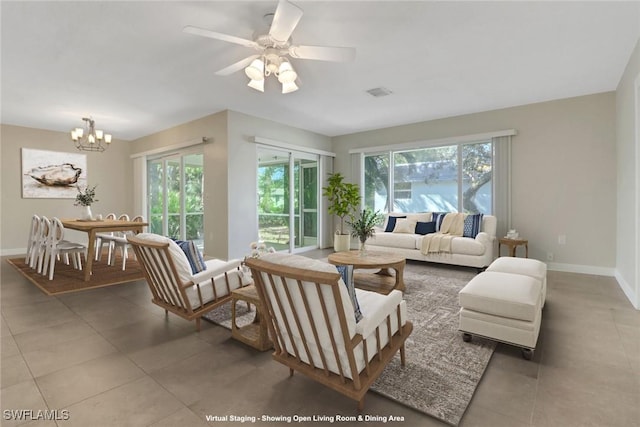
xmin=2 ymin=1 xmax=639 ymax=141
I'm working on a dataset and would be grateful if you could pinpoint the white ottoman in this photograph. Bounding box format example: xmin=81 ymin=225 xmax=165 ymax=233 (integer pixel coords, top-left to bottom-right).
xmin=459 ymin=271 xmax=542 ymax=359
xmin=486 ymin=257 xmax=547 ymax=307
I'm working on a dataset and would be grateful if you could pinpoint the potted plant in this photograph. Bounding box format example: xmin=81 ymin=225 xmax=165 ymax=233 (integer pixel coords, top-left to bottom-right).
xmin=74 ymin=184 xmax=98 ymax=220
xmin=347 ymin=208 xmax=384 ymax=255
xmin=322 ymin=173 xmax=360 ymax=251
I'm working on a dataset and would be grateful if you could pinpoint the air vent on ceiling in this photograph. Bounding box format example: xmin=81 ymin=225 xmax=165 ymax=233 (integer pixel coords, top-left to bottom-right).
xmin=366 ymin=87 xmax=393 ymax=97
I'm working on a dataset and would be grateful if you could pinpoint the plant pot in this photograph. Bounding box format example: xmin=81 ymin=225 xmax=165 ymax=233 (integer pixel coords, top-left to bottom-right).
xmin=333 ymin=234 xmax=351 ymax=252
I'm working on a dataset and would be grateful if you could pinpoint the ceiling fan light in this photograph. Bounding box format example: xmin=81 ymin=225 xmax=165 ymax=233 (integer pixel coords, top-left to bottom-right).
xmin=277 ymin=61 xmax=297 ymax=83
xmin=105 ymin=134 xmax=112 ymax=144
xmin=281 ymin=80 xmax=299 ymax=94
xmin=244 ymin=59 xmax=265 ymax=81
xmin=248 ymin=78 xmax=265 ymax=92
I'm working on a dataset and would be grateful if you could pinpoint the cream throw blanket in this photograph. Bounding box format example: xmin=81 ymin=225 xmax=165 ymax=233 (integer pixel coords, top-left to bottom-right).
xmin=421 ymin=213 xmax=467 ymax=254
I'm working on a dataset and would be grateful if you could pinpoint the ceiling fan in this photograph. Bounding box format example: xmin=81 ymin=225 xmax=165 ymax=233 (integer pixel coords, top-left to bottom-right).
xmin=183 ymin=0 xmax=356 ymax=93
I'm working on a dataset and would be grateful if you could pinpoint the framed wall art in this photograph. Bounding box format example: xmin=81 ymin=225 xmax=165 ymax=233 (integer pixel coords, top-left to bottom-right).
xmin=21 ymin=148 xmax=87 ymax=199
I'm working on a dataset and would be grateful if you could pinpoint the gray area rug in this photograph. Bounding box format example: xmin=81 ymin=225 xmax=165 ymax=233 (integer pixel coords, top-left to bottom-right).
xmin=203 ymin=261 xmax=495 ymax=426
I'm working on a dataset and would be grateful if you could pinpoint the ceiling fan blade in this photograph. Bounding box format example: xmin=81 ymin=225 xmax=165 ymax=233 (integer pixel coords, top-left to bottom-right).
xmin=269 ymin=0 xmax=303 ymax=43
xmin=183 ymin=25 xmax=260 ymax=49
xmin=215 ymin=55 xmax=261 ymax=76
xmin=289 ymin=45 xmax=356 ymax=62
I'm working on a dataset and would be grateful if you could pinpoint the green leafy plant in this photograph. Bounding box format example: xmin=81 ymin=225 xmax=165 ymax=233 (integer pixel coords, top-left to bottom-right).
xmin=322 ymin=173 xmax=361 ymax=235
xmin=347 ymin=209 xmax=384 ymax=243
xmin=74 ymin=184 xmax=98 ymax=207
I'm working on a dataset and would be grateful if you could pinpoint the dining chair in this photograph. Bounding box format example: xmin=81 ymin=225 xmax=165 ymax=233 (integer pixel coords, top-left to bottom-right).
xmin=94 ymin=212 xmax=116 ymax=261
xmin=34 ymin=216 xmax=51 ymax=273
xmin=98 ymin=213 xmax=129 ymax=266
xmin=25 ymin=214 xmax=41 ymax=267
xmin=107 ymin=214 xmax=145 ymax=270
xmin=41 ymin=218 xmax=87 ymax=280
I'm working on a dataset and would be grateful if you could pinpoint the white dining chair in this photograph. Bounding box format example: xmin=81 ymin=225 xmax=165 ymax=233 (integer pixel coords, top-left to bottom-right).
xmin=98 ymin=213 xmax=129 ymax=265
xmin=25 ymin=214 xmax=41 ymax=267
xmin=34 ymin=216 xmax=52 ymax=273
xmin=41 ymin=217 xmax=86 ymax=280
xmin=94 ymin=212 xmax=116 ymax=260
xmin=107 ymin=215 xmax=145 ymax=270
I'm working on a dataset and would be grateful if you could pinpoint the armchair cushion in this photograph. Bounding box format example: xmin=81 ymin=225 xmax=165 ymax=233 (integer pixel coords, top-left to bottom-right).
xmin=134 ymin=233 xmax=193 ymax=283
xmin=336 ymin=265 xmax=363 ymax=323
xmin=354 ymin=289 xmax=406 ymax=338
xmin=173 ymin=239 xmax=207 ymax=274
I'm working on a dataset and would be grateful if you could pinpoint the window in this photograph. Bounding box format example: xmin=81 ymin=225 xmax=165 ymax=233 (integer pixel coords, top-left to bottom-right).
xmin=147 ymin=152 xmax=204 ymax=248
xmin=257 ymin=148 xmax=319 ymax=252
xmin=364 ymin=141 xmax=493 ymax=214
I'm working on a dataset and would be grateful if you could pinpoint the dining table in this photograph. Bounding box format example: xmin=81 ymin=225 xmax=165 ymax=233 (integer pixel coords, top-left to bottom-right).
xmin=61 ymin=218 xmax=148 ymax=281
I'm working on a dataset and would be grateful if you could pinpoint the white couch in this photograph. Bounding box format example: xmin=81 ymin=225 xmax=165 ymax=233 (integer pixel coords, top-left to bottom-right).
xmin=367 ymin=213 xmax=497 ymax=269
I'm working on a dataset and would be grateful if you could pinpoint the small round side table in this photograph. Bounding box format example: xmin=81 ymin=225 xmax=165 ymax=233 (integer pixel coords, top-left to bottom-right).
xmin=498 ymin=237 xmax=529 ymax=258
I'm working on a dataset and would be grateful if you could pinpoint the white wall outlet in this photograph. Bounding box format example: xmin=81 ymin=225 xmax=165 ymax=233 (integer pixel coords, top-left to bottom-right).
xmin=558 ymin=235 xmax=567 ymax=245
xmin=547 ymin=252 xmax=554 ymax=261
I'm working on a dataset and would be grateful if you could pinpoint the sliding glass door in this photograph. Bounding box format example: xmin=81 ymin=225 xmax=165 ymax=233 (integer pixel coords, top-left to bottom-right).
xmin=257 ymin=148 xmax=318 ymax=252
xmin=148 ymin=152 xmax=204 ymax=248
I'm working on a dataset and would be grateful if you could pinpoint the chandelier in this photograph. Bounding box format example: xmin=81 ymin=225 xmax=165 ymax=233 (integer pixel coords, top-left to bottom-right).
xmin=70 ymin=117 xmax=112 ymax=152
xmin=244 ymin=54 xmax=299 ymax=94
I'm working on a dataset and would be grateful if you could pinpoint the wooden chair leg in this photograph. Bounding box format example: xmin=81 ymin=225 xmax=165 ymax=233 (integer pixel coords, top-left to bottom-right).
xmin=289 ymin=368 xmax=294 ymax=377
xmin=400 ymin=343 xmax=406 ymax=366
xmin=357 ymin=397 xmax=364 ymax=412
xmin=196 ymin=317 xmax=201 ymax=332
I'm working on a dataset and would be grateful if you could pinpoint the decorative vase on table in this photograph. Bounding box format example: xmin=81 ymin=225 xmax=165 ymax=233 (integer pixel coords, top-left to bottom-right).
xmin=348 ymin=208 xmax=384 ymax=258
xmin=80 ymin=205 xmax=93 ymax=220
xmin=74 ymin=184 xmax=98 ymax=221
xmin=358 ymin=238 xmax=367 ymax=256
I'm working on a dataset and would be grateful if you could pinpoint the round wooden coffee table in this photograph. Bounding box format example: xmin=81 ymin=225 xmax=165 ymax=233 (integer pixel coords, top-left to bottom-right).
xmin=328 ymin=250 xmax=406 ymax=294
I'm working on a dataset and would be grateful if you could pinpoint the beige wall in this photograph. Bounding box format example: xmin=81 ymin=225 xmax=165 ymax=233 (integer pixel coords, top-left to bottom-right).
xmin=332 ymin=93 xmax=617 ymax=272
xmin=226 ymin=111 xmax=332 ymax=259
xmin=129 ymin=110 xmax=332 ymax=260
xmin=0 ymin=124 xmax=133 ymax=253
xmin=130 ymin=111 xmax=230 ymax=260
xmin=616 ymin=39 xmax=640 ymax=308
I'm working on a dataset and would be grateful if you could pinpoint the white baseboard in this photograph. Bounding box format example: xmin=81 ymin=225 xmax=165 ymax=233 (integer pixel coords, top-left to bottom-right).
xmin=615 ymin=270 xmax=639 ymax=310
xmin=546 ymin=262 xmax=615 ymax=277
xmin=1 ymin=248 xmax=26 ymax=257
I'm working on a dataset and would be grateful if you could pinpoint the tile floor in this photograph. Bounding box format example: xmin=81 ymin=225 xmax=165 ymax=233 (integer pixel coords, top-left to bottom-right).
xmin=1 ymin=254 xmax=639 ymax=427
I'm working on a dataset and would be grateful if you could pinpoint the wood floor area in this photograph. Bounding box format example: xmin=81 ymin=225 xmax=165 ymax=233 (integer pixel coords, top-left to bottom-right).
xmin=1 ymin=254 xmax=639 ymax=426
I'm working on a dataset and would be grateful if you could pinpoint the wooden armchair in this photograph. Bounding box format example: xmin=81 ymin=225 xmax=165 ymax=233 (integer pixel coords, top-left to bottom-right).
xmin=244 ymin=253 xmax=413 ymax=411
xmin=127 ymin=233 xmax=251 ymax=331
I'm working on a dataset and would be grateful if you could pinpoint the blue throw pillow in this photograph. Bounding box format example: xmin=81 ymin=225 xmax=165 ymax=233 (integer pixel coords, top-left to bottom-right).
xmin=432 ymin=212 xmax=448 ymax=231
xmin=172 ymin=239 xmax=207 ymax=274
xmin=463 ymin=213 xmax=484 ymax=238
xmin=335 ymin=265 xmax=362 ymax=323
xmin=384 ymin=215 xmax=406 ymax=232
xmin=415 ymin=221 xmax=437 ymax=235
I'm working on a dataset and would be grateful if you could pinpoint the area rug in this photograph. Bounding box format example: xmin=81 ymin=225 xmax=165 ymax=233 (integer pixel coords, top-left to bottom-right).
xmin=6 ymin=255 xmax=145 ymax=296
xmin=203 ymin=261 xmax=495 ymax=426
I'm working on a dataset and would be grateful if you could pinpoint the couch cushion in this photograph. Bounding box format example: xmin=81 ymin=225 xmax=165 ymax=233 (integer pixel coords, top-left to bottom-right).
xmin=392 ymin=218 xmax=416 ymax=233
xmin=415 ymin=221 xmax=436 ymax=235
xmin=384 ymin=215 xmax=406 ymax=232
xmin=459 ymin=272 xmax=541 ymax=322
xmin=463 ymin=213 xmax=484 ymax=238
xmin=406 ymin=213 xmax=432 ymax=223
xmin=369 ymin=232 xmax=418 ymax=249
